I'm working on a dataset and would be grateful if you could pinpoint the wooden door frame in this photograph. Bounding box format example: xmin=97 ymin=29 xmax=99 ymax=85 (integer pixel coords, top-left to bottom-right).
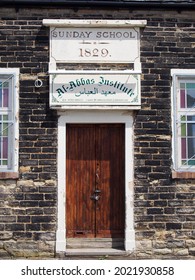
xmin=56 ymin=110 xmax=135 ymax=253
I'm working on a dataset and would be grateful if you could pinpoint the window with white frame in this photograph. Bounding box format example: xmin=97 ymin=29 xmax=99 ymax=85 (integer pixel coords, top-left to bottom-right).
xmin=0 ymin=69 xmax=19 ymax=173
xmin=172 ymin=69 xmax=195 ymax=171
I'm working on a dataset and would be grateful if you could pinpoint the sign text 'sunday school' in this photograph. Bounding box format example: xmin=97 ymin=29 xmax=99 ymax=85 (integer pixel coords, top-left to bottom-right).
xmin=51 ymin=30 xmax=136 ymax=39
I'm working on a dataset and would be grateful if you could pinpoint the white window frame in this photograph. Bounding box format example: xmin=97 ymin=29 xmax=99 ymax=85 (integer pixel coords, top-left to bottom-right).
xmin=171 ymin=69 xmax=195 ymax=172
xmin=0 ymin=68 xmax=19 ymax=173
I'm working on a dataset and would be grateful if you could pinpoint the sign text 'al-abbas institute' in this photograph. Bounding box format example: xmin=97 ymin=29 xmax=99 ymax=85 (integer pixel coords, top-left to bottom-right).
xmin=50 ymin=73 xmax=140 ymax=106
xmin=50 ymin=27 xmax=139 ymax=63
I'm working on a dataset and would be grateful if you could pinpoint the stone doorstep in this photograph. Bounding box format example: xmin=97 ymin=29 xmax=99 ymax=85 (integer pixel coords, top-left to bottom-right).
xmin=65 ymin=248 xmax=128 ymax=256
xmin=65 ymin=238 xmax=127 ymax=256
xmin=66 ymin=238 xmax=124 ymax=249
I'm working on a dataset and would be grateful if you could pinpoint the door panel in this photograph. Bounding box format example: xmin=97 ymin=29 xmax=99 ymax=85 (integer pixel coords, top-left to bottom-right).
xmin=95 ymin=124 xmax=125 ymax=237
xmin=66 ymin=124 xmax=125 ymax=238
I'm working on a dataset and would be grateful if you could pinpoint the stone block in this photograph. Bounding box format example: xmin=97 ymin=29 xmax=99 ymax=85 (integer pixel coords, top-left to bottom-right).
xmin=167 ymin=240 xmax=185 ymax=248
xmin=186 ymin=240 xmax=195 ymax=247
xmin=136 ymin=251 xmax=153 ymax=258
xmin=153 ymin=248 xmax=172 ymax=255
xmin=136 ymin=240 xmax=152 ymax=250
xmin=174 ymin=249 xmax=189 ymax=256
xmin=154 ymin=240 xmax=167 ymax=249
xmin=189 ymin=247 xmax=195 ymax=256
xmin=0 ymin=232 xmax=13 ymax=240
xmin=17 ymin=180 xmax=34 ymax=187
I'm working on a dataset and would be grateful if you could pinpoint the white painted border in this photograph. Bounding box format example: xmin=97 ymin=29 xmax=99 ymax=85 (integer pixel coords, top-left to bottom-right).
xmin=0 ymin=68 xmax=19 ymax=172
xmin=50 ymin=72 xmax=141 ymax=106
xmin=43 ymin=19 xmax=146 ymax=71
xmin=56 ymin=110 xmax=135 ymax=253
xmin=171 ymin=69 xmax=195 ymax=171
xmin=43 ymin=19 xmax=147 ymax=28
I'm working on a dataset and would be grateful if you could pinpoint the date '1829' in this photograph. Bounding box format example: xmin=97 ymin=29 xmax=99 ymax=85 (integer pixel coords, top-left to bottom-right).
xmin=79 ymin=48 xmax=110 ymax=58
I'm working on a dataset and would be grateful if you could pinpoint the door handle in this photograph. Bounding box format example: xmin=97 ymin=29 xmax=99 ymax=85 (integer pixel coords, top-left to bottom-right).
xmin=90 ymin=194 xmax=100 ymax=201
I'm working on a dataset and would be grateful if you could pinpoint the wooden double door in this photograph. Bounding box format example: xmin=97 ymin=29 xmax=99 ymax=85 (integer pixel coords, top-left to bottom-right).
xmin=66 ymin=123 xmax=125 ymax=238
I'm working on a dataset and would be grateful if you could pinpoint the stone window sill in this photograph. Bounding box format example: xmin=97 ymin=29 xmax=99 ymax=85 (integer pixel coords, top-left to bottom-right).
xmin=0 ymin=172 xmax=19 ymax=179
xmin=172 ymin=171 xmax=195 ymax=179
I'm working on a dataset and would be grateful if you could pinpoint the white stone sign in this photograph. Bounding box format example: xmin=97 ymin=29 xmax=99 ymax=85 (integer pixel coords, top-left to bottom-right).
xmin=50 ymin=72 xmax=140 ymax=106
xmin=50 ymin=27 xmax=139 ymax=63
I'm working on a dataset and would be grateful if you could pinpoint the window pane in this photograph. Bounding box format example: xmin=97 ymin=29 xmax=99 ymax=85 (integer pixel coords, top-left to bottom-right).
xmin=0 ymin=80 xmax=10 ymax=109
xmin=186 ymin=83 xmax=195 ymax=89
xmin=188 ymin=138 xmax=195 ymax=159
xmin=3 ymin=137 xmax=8 ymax=158
xmin=3 ymin=88 xmax=9 ymax=107
xmin=2 ymin=160 xmax=7 ymax=165
xmin=187 ymin=116 xmax=195 ymax=121
xmin=180 ymin=89 xmax=185 ymax=108
xmin=181 ymin=115 xmax=186 ymax=121
xmin=188 ymin=159 xmax=195 ymax=165
xmin=179 ymin=115 xmax=195 ymax=166
xmin=181 ymin=138 xmax=186 ymax=159
xmin=0 ymin=113 xmax=9 ymax=166
xmin=181 ymin=122 xmax=186 ymax=136
xmin=181 ymin=116 xmax=186 ymax=137
xmin=187 ymin=123 xmax=195 ymax=136
xmin=3 ymin=115 xmax=8 ymax=121
xmin=187 ymin=83 xmax=195 ymax=108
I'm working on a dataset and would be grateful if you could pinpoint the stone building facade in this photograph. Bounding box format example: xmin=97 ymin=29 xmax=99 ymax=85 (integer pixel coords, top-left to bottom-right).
xmin=0 ymin=0 xmax=195 ymax=258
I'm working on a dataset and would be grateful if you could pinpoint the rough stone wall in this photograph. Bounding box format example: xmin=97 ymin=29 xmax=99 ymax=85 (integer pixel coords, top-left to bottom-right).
xmin=134 ymin=184 xmax=195 ymax=258
xmin=134 ymin=9 xmax=195 ymax=259
xmin=0 ymin=7 xmax=58 ymax=257
xmin=0 ymin=6 xmax=194 ymax=258
xmin=0 ymin=180 xmax=56 ymax=257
